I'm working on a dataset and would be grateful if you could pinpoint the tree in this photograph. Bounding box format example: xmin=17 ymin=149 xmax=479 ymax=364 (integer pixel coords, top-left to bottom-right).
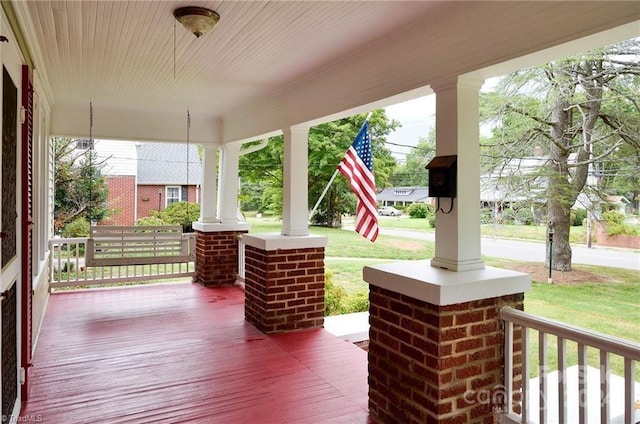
xmin=53 ymin=138 xmax=109 ymax=232
xmin=239 ymin=110 xmax=399 ymax=227
xmin=481 ymin=39 xmax=640 ymax=271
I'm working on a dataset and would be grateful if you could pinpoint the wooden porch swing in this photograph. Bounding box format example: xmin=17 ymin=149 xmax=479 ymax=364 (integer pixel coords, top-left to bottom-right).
xmin=84 ymin=104 xmax=196 ymax=268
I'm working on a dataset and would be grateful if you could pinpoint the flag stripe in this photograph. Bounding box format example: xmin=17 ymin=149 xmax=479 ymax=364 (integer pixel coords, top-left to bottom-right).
xmin=338 ymin=151 xmax=377 ymax=212
xmin=337 ymin=121 xmax=378 ymax=242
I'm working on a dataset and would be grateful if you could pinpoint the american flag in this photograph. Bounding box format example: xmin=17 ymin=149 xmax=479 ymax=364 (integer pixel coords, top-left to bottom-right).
xmin=337 ymin=121 xmax=379 ymax=242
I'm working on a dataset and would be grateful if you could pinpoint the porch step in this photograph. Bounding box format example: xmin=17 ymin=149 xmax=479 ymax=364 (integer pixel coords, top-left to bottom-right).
xmin=323 ymin=312 xmax=369 ymax=342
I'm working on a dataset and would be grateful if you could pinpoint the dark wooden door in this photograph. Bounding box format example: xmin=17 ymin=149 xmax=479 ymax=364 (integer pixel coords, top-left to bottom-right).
xmin=1 ymin=64 xmax=20 ymax=420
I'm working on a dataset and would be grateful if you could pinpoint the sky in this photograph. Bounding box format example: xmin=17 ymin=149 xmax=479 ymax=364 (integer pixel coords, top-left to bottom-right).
xmin=384 ymin=95 xmax=435 ymax=162
xmin=384 ymin=78 xmax=499 ymax=162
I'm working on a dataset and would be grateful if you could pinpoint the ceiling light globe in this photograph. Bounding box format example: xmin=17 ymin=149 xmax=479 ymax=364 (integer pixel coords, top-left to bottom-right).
xmin=174 ymin=7 xmax=220 ymax=38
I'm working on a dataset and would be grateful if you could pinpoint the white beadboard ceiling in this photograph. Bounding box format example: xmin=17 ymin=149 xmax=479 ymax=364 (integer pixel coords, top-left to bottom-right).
xmin=12 ymin=1 xmax=640 ymax=143
xmin=23 ymin=1 xmax=437 ymax=117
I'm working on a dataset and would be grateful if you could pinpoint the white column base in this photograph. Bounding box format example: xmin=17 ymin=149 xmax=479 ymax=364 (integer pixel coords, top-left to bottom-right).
xmin=243 ymin=233 xmax=327 ymax=251
xmin=430 ymin=256 xmax=485 ymax=272
xmin=364 ymin=260 xmax=530 ymax=306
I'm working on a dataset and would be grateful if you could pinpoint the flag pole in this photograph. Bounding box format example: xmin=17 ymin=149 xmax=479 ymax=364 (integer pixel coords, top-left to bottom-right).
xmin=309 ymin=169 xmax=340 ymax=221
xmin=308 ymin=112 xmax=373 ymax=222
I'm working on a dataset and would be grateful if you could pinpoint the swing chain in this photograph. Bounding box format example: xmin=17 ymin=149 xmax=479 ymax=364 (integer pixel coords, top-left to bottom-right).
xmin=185 ymin=110 xmax=191 ymax=227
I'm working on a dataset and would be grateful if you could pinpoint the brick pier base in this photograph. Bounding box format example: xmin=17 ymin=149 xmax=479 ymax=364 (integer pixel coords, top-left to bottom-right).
xmin=195 ymin=230 xmax=248 ymax=287
xmin=368 ymin=286 xmax=524 ymax=423
xmin=242 ymin=235 xmax=327 ymax=334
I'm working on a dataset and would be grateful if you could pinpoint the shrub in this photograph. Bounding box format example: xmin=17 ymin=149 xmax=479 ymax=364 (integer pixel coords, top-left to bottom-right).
xmin=61 ymin=217 xmax=90 ymax=238
xmin=161 ymin=202 xmax=200 ymax=232
xmin=427 ymin=214 xmax=436 ymax=228
xmin=501 ymin=208 xmax=516 ymax=225
xmin=408 ymin=203 xmax=436 ymax=227
xmin=136 ymin=216 xmax=167 ymax=226
xmin=515 ymin=208 xmax=535 ymax=226
xmin=344 ymin=292 xmax=369 ymax=313
xmin=602 ymin=210 xmax=625 ymax=225
xmin=324 ymin=273 xmax=369 ymax=316
xmin=570 ymin=209 xmax=587 ymax=226
xmin=480 ymin=208 xmax=492 ymax=224
xmin=325 ymin=273 xmax=347 ymax=316
xmin=407 ymin=203 xmax=429 ymax=219
xmin=601 ymin=210 xmax=639 ymax=236
xmin=606 ymin=223 xmax=640 ymax=237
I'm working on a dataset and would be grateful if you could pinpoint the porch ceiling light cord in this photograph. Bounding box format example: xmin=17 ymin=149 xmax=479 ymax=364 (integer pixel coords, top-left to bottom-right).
xmin=185 ymin=110 xmax=190 ymax=220
xmin=174 ymin=6 xmax=220 ymax=38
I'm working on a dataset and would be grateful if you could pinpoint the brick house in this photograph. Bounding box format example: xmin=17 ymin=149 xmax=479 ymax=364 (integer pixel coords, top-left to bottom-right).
xmin=97 ymin=141 xmax=202 ymax=226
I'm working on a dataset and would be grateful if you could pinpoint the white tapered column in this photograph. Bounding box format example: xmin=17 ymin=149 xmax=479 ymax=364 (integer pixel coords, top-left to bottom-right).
xmin=281 ymin=125 xmax=310 ymax=237
xmin=199 ymin=144 xmax=219 ymax=224
xmin=430 ymin=76 xmax=485 ymax=272
xmin=219 ymin=142 xmax=242 ymax=224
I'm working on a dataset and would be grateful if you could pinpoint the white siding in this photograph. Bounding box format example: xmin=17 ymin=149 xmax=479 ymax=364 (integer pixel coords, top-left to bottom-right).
xmin=93 ymin=139 xmax=137 ymax=176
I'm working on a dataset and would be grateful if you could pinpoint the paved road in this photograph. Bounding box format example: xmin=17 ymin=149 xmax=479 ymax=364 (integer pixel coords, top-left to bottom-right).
xmin=377 ymin=227 xmax=640 ymax=271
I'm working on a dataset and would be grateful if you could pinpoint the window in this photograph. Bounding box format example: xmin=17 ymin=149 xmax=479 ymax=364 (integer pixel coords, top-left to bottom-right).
xmin=166 ymin=186 xmax=180 ymax=205
xmin=181 ymin=185 xmax=188 ymax=202
xmin=393 ymin=189 xmax=412 ymax=196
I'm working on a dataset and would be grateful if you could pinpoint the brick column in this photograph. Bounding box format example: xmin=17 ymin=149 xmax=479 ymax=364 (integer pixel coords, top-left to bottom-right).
xmin=242 ymin=234 xmax=328 ymax=334
xmin=194 ymin=227 xmax=248 ymax=287
xmin=364 ymin=262 xmax=530 ymax=424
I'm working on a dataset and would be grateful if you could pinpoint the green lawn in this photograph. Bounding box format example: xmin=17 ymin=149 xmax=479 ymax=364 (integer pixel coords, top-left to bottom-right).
xmin=246 ymin=216 xmax=639 ymax=379
xmin=523 ymin=280 xmax=640 ymax=379
xmin=248 ymin=218 xmax=433 ymax=259
xmin=370 ymin=215 xmax=591 ymax=244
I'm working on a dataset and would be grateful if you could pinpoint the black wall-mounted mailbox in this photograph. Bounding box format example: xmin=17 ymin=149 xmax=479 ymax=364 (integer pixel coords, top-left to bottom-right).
xmin=425 ymin=155 xmax=457 ymax=199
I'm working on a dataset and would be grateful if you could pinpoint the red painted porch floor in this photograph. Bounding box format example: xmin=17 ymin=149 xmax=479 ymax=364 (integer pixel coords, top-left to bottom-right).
xmin=21 ymin=283 xmax=375 ymax=423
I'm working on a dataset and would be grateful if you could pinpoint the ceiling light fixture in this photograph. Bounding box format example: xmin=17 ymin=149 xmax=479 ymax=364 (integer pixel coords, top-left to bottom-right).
xmin=174 ymin=6 xmax=220 ymax=38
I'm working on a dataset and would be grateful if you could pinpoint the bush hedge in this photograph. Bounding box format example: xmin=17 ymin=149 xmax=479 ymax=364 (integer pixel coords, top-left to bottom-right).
xmin=325 ymin=273 xmax=369 ymax=316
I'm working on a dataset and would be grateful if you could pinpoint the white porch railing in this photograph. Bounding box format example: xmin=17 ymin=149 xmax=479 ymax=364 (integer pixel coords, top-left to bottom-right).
xmin=49 ymin=235 xmax=196 ymax=289
xmin=501 ymin=306 xmax=640 ymax=424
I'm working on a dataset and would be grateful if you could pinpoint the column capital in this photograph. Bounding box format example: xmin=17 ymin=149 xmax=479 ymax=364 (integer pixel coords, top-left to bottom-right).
xmin=430 ymin=74 xmax=485 ymax=93
xmin=289 ymin=124 xmax=311 ymax=134
xmin=222 ymin=140 xmax=243 ymax=153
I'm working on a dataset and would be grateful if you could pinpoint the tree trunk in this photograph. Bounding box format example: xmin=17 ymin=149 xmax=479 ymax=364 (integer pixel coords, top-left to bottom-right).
xmin=326 ymin=189 xmax=342 ymax=228
xmin=547 ymin=199 xmax=572 ymax=271
xmin=547 ymin=91 xmax=574 ymax=271
xmin=546 ymin=142 xmax=573 ymax=271
xmin=545 ymin=61 xmax=602 ymax=272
